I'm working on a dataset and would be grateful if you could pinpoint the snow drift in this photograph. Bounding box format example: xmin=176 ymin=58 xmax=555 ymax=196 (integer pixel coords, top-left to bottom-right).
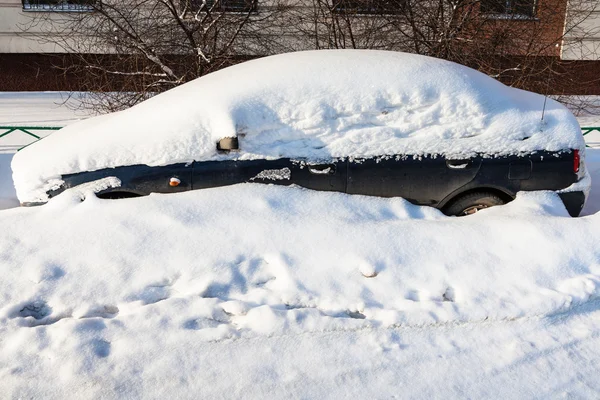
xmin=1 ymin=185 xmax=599 ymax=333
xmin=12 ymin=50 xmax=584 ymax=203
xmin=1 ymin=182 xmax=599 ymax=398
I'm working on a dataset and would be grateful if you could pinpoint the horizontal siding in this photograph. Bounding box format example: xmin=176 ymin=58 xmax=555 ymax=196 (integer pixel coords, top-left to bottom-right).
xmin=0 ymin=5 xmax=68 ymax=53
xmin=562 ymin=10 xmax=600 ymax=60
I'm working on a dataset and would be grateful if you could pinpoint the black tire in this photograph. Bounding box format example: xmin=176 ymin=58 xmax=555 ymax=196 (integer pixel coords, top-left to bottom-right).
xmin=443 ymin=191 xmax=506 ymax=216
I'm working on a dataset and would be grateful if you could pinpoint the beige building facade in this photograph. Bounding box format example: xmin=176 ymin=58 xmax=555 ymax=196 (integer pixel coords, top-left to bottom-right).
xmin=0 ymin=0 xmax=599 ymax=92
xmin=561 ymin=5 xmax=600 ymax=60
xmin=1 ymin=0 xmax=599 ymax=59
xmin=0 ymin=0 xmax=71 ymax=53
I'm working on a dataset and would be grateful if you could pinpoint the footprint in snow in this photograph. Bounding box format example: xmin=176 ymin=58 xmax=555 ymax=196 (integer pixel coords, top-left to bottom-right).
xmin=19 ymin=301 xmax=52 ymax=320
xmin=14 ymin=301 xmax=71 ymax=327
xmin=182 ymin=318 xmax=221 ymax=330
xmin=346 ymin=310 xmax=366 ymax=319
xmin=405 ymin=290 xmax=420 ymax=302
xmin=127 ymin=285 xmax=171 ymax=305
xmin=90 ymin=339 xmax=111 ymax=358
xmin=79 ymin=305 xmax=120 ymax=319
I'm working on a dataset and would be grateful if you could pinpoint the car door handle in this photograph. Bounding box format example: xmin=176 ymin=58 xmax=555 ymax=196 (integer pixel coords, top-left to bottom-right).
xmin=446 ymin=160 xmax=471 ymax=169
xmin=308 ymin=164 xmax=336 ymax=175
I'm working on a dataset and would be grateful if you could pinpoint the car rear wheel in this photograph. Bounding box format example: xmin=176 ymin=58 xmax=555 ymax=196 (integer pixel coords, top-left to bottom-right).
xmin=444 ymin=191 xmax=506 ymax=216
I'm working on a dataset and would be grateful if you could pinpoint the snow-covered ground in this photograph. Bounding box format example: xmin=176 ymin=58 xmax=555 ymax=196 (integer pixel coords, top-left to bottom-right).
xmin=0 ymin=92 xmax=90 ymax=127
xmin=0 ymin=175 xmax=600 ymax=398
xmin=0 ymin=92 xmax=92 ymax=153
xmin=567 ymin=95 xmax=600 ymax=148
xmin=1 ymin=90 xmax=600 ymax=398
xmin=0 ymin=154 xmax=18 ymax=209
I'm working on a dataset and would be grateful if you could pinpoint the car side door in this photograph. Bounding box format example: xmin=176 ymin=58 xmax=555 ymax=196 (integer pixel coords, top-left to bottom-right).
xmin=347 ymin=155 xmax=481 ymax=206
xmin=192 ymin=158 xmax=347 ymax=194
xmin=288 ymin=159 xmax=347 ymax=193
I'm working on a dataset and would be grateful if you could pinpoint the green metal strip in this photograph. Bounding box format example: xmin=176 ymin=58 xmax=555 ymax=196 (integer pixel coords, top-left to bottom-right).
xmin=0 ymin=126 xmax=62 ymax=150
xmin=18 ymin=129 xmax=41 ymax=140
xmin=0 ymin=126 xmax=62 ymax=130
xmin=581 ymin=127 xmax=599 ymax=136
xmin=0 ymin=126 xmax=61 ymax=141
xmin=2 ymin=125 xmax=599 ymax=150
xmin=0 ymin=128 xmax=17 ymax=139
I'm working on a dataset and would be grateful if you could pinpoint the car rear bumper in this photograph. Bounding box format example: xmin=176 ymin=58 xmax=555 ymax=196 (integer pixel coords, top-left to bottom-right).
xmin=558 ymin=191 xmax=586 ymax=217
xmin=556 ymin=159 xmax=591 ymax=217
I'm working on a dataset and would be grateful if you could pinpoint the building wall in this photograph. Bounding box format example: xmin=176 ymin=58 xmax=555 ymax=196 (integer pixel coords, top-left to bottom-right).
xmin=0 ymin=0 xmax=66 ymax=53
xmin=539 ymin=0 xmax=570 ymax=58
xmin=1 ymin=0 xmax=599 ymax=92
xmin=561 ymin=7 xmax=600 ymax=60
xmin=0 ymin=0 xmax=581 ymax=56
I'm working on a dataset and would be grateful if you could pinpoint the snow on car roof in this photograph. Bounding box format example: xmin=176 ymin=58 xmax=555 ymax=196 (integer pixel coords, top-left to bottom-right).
xmin=12 ymin=50 xmax=584 ymax=203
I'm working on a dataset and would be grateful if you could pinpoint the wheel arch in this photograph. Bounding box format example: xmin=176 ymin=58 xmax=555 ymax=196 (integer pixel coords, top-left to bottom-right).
xmin=439 ymin=186 xmax=515 ymax=212
xmin=95 ymin=189 xmax=144 ymax=200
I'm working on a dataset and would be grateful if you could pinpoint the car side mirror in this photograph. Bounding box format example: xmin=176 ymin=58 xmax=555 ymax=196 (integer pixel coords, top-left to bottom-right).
xmin=217 ymin=137 xmax=239 ymax=152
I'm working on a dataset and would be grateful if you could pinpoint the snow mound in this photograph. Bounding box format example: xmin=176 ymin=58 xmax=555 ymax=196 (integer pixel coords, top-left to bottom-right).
xmin=12 ymin=50 xmax=584 ymax=203
xmin=1 ymin=185 xmax=600 ymax=397
xmin=0 ymin=154 xmax=18 ymax=209
xmin=1 ymin=185 xmax=599 ymax=337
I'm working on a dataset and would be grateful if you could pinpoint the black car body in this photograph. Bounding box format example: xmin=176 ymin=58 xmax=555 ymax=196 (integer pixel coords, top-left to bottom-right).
xmin=13 ymin=52 xmax=589 ymax=213
xmin=44 ymin=148 xmax=586 ymax=217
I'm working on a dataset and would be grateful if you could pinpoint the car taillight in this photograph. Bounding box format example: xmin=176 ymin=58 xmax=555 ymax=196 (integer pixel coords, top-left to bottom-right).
xmin=574 ymin=149 xmax=580 ymax=173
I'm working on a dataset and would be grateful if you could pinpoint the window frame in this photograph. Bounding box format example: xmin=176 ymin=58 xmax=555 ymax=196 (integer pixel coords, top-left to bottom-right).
xmin=332 ymin=0 xmax=406 ymax=16
xmin=185 ymin=0 xmax=258 ymax=14
xmin=479 ymin=0 xmax=537 ymax=19
xmin=22 ymin=0 xmax=97 ymax=12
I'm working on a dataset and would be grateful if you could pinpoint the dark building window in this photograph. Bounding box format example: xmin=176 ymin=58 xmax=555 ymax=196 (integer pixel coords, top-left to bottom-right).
xmin=480 ymin=0 xmax=536 ymax=17
xmin=186 ymin=0 xmax=257 ymax=12
xmin=22 ymin=0 xmax=96 ymax=11
xmin=333 ymin=0 xmax=405 ymax=15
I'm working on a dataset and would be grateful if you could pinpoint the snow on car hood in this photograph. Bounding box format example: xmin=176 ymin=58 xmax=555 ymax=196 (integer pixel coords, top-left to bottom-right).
xmin=12 ymin=50 xmax=584 ymax=203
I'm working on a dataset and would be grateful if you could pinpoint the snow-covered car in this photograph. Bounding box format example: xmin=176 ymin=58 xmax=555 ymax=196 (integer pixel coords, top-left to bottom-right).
xmin=11 ymin=50 xmax=590 ymax=216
